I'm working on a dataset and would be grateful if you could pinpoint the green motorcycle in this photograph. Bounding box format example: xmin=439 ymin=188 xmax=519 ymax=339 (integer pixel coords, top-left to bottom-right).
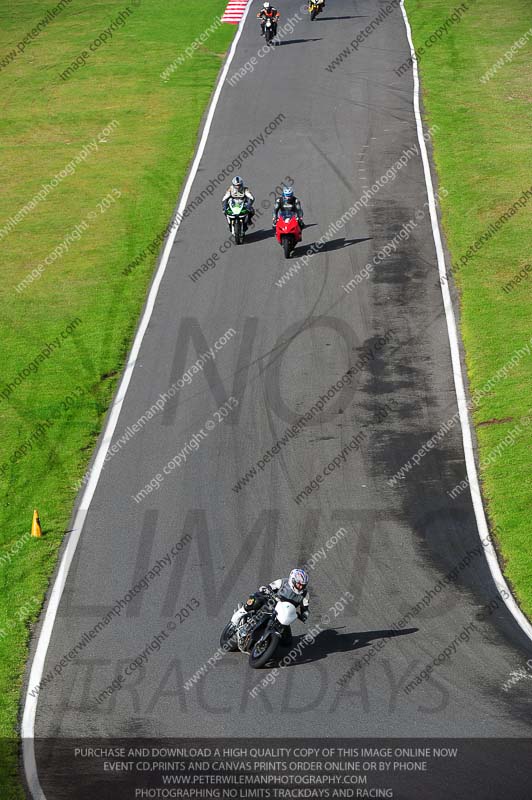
xmin=225 ymin=196 xmax=250 ymax=245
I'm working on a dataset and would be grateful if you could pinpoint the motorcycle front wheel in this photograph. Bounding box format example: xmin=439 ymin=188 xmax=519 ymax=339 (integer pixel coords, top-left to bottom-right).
xmin=235 ymin=219 xmax=244 ymax=245
xmin=249 ymin=633 xmax=280 ymax=668
xmin=220 ymin=622 xmax=239 ymax=652
xmin=310 ymin=8 xmax=317 ymax=19
xmin=282 ymin=236 xmax=293 ymax=259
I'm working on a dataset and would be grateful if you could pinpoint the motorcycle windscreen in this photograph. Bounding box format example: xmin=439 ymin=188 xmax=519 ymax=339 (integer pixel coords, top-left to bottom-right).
xmin=228 ymin=199 xmax=245 ymax=214
xmin=275 ymin=601 xmax=298 ymax=625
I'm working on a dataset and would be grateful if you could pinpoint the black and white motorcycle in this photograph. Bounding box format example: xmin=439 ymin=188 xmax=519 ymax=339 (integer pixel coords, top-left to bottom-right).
xmin=264 ymin=17 xmax=276 ymax=43
xmin=220 ymin=587 xmax=297 ymax=668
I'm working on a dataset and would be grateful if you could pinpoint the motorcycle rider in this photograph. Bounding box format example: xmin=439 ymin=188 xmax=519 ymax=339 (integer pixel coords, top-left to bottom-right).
xmin=222 ymin=176 xmax=255 ymax=226
xmin=242 ymin=568 xmax=310 ymax=644
xmin=257 ymin=1 xmax=280 ymax=36
xmin=272 ymin=186 xmax=304 ymax=228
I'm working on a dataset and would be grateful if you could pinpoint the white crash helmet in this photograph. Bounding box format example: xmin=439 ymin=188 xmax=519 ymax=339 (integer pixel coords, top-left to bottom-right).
xmin=289 ymin=568 xmax=309 ymax=594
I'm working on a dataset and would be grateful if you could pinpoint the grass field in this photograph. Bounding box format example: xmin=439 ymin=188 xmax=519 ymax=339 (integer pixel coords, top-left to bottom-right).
xmin=404 ymin=0 xmax=531 ymax=613
xmin=0 ymin=0 xmax=235 ymax=791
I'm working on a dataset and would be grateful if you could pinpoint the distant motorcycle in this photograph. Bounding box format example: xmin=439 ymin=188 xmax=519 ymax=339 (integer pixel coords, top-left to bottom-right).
xmin=220 ymin=587 xmax=297 ymax=668
xmin=275 ymin=209 xmax=302 ymax=258
xmin=308 ymin=0 xmax=323 ymax=20
xmin=264 ymin=17 xmax=276 ymax=43
xmin=224 ymin=196 xmax=250 ymax=245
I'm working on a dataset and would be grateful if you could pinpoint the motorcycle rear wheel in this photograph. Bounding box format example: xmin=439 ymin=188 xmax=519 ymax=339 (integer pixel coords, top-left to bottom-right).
xmin=249 ymin=634 xmax=280 ymax=668
xmin=220 ymin=622 xmax=239 ymax=652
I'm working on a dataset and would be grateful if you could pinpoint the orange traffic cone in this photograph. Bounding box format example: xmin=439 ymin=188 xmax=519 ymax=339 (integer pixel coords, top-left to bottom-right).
xmin=31 ymin=509 xmax=42 ymax=538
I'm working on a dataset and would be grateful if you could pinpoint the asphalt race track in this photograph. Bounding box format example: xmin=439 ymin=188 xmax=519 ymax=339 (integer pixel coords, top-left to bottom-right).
xmin=24 ymin=0 xmax=532 ymax=795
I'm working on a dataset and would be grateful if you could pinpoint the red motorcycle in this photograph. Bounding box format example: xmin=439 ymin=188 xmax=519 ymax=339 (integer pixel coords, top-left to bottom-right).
xmin=275 ymin=210 xmax=302 ymax=259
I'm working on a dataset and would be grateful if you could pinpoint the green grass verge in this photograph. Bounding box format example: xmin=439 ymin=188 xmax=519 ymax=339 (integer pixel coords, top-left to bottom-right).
xmin=0 ymin=0 xmax=234 ymax=791
xmin=404 ymin=0 xmax=531 ymax=613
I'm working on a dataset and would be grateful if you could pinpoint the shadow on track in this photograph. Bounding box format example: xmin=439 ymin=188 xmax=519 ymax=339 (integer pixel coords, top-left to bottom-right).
xmin=278 ymin=626 xmax=418 ymax=666
xmin=245 ymin=228 xmax=277 ymax=243
xmin=316 ymin=15 xmax=368 ymax=20
xmin=293 ymin=235 xmax=372 ymax=257
xmin=278 ymin=38 xmax=323 ymax=45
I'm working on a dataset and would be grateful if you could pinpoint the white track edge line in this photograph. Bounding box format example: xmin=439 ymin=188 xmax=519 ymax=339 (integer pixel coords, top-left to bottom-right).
xmin=21 ymin=4 xmax=253 ymax=798
xmin=399 ymin=0 xmax=532 ymax=642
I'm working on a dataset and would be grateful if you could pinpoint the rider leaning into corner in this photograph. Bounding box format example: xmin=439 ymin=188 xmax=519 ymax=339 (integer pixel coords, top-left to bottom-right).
xmin=272 ymin=186 xmax=304 ymax=228
xmin=222 ymin=176 xmax=256 ymax=225
xmin=241 ymin=568 xmax=310 ymax=645
xmin=257 ymin=1 xmax=280 ymax=36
